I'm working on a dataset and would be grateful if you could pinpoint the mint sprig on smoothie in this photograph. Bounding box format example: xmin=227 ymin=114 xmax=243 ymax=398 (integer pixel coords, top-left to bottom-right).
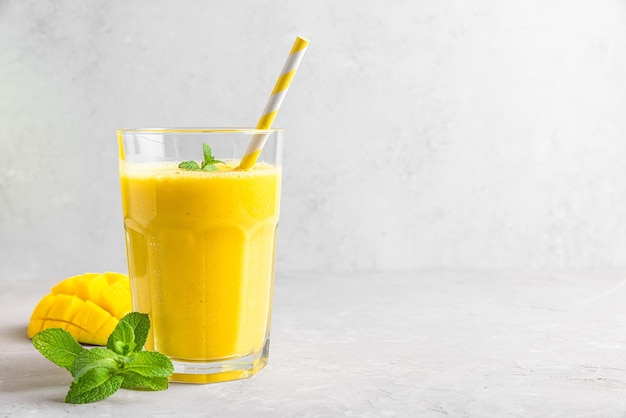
xmin=179 ymin=143 xmax=224 ymax=171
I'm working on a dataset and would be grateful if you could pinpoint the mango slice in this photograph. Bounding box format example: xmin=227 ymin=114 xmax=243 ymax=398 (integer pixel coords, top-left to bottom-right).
xmin=27 ymin=272 xmax=132 ymax=346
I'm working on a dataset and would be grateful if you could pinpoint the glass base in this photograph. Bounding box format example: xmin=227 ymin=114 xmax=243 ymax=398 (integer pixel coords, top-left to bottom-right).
xmin=168 ymin=338 xmax=270 ymax=384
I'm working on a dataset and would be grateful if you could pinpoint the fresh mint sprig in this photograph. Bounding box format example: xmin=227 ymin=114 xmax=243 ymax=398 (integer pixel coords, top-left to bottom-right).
xmin=178 ymin=143 xmax=224 ymax=171
xmin=32 ymin=312 xmax=174 ymax=404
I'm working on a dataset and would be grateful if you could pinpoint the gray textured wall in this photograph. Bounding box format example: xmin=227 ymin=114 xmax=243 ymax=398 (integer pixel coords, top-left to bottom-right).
xmin=2 ymin=0 xmax=626 ymax=279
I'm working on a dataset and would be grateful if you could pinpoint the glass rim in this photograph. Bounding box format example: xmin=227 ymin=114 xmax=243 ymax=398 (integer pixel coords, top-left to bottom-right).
xmin=116 ymin=127 xmax=284 ymax=134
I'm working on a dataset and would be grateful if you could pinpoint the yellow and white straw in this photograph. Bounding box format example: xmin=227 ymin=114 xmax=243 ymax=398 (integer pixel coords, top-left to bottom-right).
xmin=238 ymin=35 xmax=310 ymax=170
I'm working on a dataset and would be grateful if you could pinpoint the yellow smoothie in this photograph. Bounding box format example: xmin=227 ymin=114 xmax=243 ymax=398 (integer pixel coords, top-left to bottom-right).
xmin=119 ymin=160 xmax=281 ymax=382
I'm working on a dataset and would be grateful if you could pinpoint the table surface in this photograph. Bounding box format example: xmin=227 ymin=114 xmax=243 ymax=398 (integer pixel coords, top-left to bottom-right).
xmin=2 ymin=270 xmax=626 ymax=417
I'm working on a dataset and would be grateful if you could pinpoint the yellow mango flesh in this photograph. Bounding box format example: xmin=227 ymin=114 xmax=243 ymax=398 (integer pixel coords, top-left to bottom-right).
xmin=27 ymin=272 xmax=132 ymax=346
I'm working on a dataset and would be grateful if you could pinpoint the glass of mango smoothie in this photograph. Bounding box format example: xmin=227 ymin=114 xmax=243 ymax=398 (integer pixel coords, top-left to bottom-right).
xmin=117 ymin=128 xmax=282 ymax=383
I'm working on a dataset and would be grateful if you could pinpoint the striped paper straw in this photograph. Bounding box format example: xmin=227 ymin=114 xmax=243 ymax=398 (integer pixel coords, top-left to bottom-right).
xmin=237 ymin=35 xmax=310 ymax=170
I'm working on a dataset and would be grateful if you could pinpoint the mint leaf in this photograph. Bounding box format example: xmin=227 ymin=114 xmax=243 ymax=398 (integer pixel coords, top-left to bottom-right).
xmin=121 ymin=374 xmax=169 ymax=391
xmin=201 ymin=163 xmax=218 ymax=171
xmin=123 ymin=351 xmax=174 ymax=378
xmin=202 ymin=143 xmax=214 ymax=163
xmin=65 ymin=367 xmax=124 ymax=404
xmin=178 ymin=160 xmax=200 ymax=170
xmin=112 ymin=312 xmax=150 ymax=352
xmin=71 ymin=347 xmax=120 ymax=379
xmin=201 ymin=143 xmax=225 ymax=171
xmin=107 ymin=320 xmax=136 ymax=356
xmin=32 ymin=328 xmax=86 ymax=372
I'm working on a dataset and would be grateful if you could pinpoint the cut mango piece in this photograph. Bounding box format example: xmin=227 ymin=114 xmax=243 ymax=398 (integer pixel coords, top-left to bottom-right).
xmin=28 ymin=272 xmax=132 ymax=346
